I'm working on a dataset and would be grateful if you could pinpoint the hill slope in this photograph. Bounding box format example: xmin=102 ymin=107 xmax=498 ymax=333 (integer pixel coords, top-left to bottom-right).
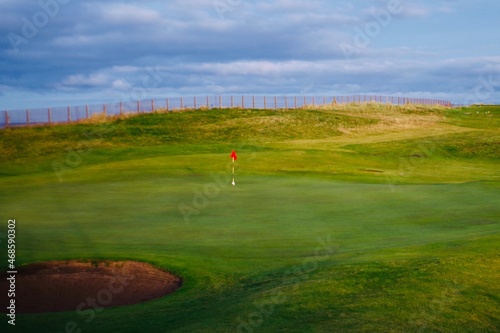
xmin=0 ymin=104 xmax=499 ymax=333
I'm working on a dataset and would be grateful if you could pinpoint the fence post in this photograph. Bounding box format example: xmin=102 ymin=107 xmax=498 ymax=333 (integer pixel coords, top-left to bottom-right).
xmin=252 ymin=95 xmax=255 ymax=109
xmin=86 ymin=105 xmax=89 ymax=119
xmin=48 ymin=108 xmax=52 ymax=124
xmin=152 ymin=99 xmax=155 ymax=112
xmin=194 ymin=96 xmax=197 ymax=109
xmin=103 ymin=104 xmax=107 ymax=115
xmin=285 ymin=96 xmax=288 ymax=110
xmin=206 ymin=96 xmax=209 ymax=109
xmin=67 ymin=106 xmax=71 ymax=123
xmin=26 ymin=109 xmax=30 ymax=126
xmin=231 ymin=95 xmax=234 ymax=108
xmin=219 ymin=96 xmax=222 ymax=109
xmin=242 ymin=95 xmax=245 ymax=109
xmin=5 ymin=111 xmax=9 ymax=128
xmin=120 ymin=102 xmax=123 ymax=115
xmin=180 ymin=97 xmax=184 ymax=109
xmin=274 ymin=96 xmax=277 ymax=109
xmin=137 ymin=100 xmax=141 ymax=114
xmin=165 ymin=98 xmax=169 ymax=112
xmin=264 ymin=96 xmax=267 ymax=109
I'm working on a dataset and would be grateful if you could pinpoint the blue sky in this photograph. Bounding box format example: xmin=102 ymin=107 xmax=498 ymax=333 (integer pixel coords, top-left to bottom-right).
xmin=1 ymin=0 xmax=499 ymax=110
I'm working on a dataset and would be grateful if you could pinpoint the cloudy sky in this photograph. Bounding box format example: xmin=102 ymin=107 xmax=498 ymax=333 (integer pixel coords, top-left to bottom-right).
xmin=1 ymin=0 xmax=499 ymax=110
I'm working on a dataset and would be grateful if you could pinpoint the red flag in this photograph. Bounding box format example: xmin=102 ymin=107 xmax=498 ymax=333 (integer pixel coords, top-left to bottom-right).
xmin=230 ymin=150 xmax=237 ymax=161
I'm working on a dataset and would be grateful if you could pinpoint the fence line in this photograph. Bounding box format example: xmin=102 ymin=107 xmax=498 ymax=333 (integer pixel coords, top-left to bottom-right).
xmin=0 ymin=95 xmax=452 ymax=128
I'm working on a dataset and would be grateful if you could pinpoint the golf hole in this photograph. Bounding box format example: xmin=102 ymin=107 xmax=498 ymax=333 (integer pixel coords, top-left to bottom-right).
xmin=1 ymin=260 xmax=182 ymax=314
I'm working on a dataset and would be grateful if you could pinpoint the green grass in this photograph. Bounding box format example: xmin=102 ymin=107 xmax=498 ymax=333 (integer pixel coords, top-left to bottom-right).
xmin=0 ymin=104 xmax=499 ymax=332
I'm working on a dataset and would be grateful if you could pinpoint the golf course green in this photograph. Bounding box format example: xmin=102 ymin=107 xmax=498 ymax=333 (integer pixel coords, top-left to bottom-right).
xmin=1 ymin=103 xmax=499 ymax=332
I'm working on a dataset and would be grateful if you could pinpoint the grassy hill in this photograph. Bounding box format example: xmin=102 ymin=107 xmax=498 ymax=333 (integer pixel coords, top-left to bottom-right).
xmin=1 ymin=103 xmax=499 ymax=332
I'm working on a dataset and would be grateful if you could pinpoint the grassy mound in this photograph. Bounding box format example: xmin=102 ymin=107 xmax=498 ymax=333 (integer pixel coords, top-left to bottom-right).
xmin=0 ymin=103 xmax=499 ymax=333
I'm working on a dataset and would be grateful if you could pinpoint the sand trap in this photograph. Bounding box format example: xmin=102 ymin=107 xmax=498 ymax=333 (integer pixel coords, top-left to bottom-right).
xmin=1 ymin=260 xmax=182 ymax=314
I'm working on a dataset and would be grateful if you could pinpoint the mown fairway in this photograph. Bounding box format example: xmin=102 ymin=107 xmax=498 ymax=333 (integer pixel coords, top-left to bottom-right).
xmin=1 ymin=104 xmax=499 ymax=332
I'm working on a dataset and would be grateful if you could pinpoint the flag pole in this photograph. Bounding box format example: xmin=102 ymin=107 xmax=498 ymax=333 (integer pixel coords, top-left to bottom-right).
xmin=232 ymin=156 xmax=235 ymax=186
xmin=230 ymin=150 xmax=237 ymax=186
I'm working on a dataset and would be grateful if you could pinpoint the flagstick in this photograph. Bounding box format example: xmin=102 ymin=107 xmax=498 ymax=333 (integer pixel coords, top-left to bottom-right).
xmin=232 ymin=157 xmax=235 ymax=186
xmin=230 ymin=150 xmax=237 ymax=190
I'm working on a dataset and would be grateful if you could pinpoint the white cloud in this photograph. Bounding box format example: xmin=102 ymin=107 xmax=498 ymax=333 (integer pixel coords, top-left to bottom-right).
xmin=92 ymin=3 xmax=162 ymax=24
xmin=399 ymin=4 xmax=431 ymax=18
xmin=112 ymin=79 xmax=132 ymax=90
xmin=62 ymin=73 xmax=109 ymax=87
xmin=52 ymin=34 xmax=118 ymax=47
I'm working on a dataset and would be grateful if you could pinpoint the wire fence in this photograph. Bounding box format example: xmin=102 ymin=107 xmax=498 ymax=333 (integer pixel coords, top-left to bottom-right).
xmin=0 ymin=95 xmax=452 ymax=128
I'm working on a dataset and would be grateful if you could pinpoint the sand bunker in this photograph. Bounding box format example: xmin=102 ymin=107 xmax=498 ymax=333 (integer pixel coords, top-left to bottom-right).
xmin=1 ymin=260 xmax=182 ymax=314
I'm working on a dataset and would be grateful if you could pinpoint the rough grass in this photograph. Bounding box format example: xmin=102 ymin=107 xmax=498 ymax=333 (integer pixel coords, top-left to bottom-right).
xmin=0 ymin=103 xmax=445 ymax=161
